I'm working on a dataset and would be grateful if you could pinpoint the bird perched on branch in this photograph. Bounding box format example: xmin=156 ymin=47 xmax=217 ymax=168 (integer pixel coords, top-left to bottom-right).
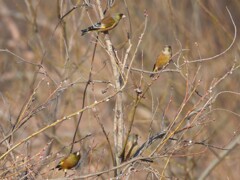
xmin=150 ymin=45 xmax=172 ymax=77
xmin=55 ymin=151 xmax=81 ymax=172
xmin=81 ymin=13 xmax=126 ymax=36
xmin=123 ymin=134 xmax=139 ymax=161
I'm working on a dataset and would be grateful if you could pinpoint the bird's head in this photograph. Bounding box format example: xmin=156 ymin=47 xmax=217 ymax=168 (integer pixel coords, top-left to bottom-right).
xmin=74 ymin=151 xmax=81 ymax=158
xmin=118 ymin=13 xmax=126 ymax=19
xmin=163 ymin=45 xmax=172 ymax=55
xmin=129 ymin=134 xmax=138 ymax=145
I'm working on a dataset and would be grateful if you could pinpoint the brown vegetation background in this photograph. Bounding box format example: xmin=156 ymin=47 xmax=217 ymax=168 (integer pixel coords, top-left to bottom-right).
xmin=0 ymin=0 xmax=240 ymax=179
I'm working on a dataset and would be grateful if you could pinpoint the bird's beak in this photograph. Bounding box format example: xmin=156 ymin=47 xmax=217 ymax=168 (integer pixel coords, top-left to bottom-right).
xmin=122 ymin=15 xmax=126 ymax=18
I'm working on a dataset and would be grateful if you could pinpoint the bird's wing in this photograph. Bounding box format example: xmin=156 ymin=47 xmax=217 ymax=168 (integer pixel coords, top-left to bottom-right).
xmin=92 ymin=22 xmax=103 ymax=29
xmin=101 ymin=16 xmax=116 ymax=28
xmin=152 ymin=63 xmax=157 ymax=72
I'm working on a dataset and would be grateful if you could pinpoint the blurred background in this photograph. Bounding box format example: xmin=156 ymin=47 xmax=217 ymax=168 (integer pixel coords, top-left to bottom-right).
xmin=0 ymin=0 xmax=240 ymax=179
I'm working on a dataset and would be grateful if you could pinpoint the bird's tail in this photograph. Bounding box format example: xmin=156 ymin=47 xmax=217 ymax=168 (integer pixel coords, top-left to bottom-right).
xmin=150 ymin=74 xmax=154 ymax=78
xmin=81 ymin=26 xmax=99 ymax=36
xmin=55 ymin=164 xmax=62 ymax=170
xmin=81 ymin=28 xmax=89 ymax=36
xmin=150 ymin=64 xmax=157 ymax=77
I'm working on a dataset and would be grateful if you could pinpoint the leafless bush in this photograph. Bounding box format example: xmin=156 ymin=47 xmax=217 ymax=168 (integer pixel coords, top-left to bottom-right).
xmin=0 ymin=1 xmax=240 ymax=179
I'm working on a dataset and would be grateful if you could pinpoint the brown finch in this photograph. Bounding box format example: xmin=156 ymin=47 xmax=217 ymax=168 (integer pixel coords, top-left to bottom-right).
xmin=55 ymin=151 xmax=81 ymax=172
xmin=123 ymin=134 xmax=139 ymax=161
xmin=150 ymin=45 xmax=172 ymax=77
xmin=81 ymin=13 xmax=126 ymax=36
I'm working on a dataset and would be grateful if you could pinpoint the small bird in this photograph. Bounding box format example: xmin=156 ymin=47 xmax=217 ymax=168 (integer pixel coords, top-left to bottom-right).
xmin=123 ymin=134 xmax=139 ymax=161
xmin=81 ymin=13 xmax=126 ymax=36
xmin=55 ymin=151 xmax=81 ymax=171
xmin=150 ymin=45 xmax=172 ymax=77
